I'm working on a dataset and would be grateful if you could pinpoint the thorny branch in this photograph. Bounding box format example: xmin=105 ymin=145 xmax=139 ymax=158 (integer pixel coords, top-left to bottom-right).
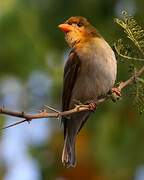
xmin=0 ymin=65 xmax=144 ymax=130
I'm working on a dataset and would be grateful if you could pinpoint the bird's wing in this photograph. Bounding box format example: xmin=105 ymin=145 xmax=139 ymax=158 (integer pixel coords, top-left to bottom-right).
xmin=62 ymin=50 xmax=81 ymax=111
xmin=62 ymin=50 xmax=81 ymax=136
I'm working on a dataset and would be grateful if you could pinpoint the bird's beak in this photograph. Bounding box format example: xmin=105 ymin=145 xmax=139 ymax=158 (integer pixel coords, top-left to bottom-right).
xmin=58 ymin=23 xmax=72 ymax=33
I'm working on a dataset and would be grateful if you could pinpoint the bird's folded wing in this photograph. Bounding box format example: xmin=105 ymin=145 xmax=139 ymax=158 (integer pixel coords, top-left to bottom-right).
xmin=62 ymin=50 xmax=81 ymax=111
xmin=62 ymin=50 xmax=81 ymax=136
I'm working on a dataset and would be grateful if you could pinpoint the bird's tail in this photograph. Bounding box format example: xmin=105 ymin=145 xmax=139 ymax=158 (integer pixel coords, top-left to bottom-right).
xmin=62 ymin=112 xmax=90 ymax=167
xmin=62 ymin=129 xmax=76 ymax=167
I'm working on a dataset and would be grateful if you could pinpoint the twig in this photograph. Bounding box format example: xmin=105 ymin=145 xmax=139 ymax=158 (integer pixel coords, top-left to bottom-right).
xmin=0 ymin=65 xmax=144 ymax=130
xmin=0 ymin=105 xmax=92 ymax=130
xmin=114 ymin=44 xmax=144 ymax=62
xmin=118 ymin=66 xmax=144 ymax=91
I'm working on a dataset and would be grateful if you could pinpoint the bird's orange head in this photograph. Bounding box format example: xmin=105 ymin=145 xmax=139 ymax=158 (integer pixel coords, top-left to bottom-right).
xmin=58 ymin=16 xmax=100 ymax=48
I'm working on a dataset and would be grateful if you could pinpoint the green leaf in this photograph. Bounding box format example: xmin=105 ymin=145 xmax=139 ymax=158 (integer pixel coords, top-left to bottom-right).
xmin=114 ymin=11 xmax=144 ymax=56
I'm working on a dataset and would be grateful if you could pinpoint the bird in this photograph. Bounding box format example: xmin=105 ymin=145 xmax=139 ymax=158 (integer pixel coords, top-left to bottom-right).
xmin=58 ymin=16 xmax=117 ymax=167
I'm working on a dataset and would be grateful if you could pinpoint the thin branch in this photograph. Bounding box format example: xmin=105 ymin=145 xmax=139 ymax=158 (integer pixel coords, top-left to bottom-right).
xmin=0 ymin=104 xmax=96 ymax=130
xmin=114 ymin=44 xmax=144 ymax=62
xmin=118 ymin=66 xmax=144 ymax=91
xmin=1 ymin=119 xmax=30 ymax=130
xmin=0 ymin=65 xmax=144 ymax=130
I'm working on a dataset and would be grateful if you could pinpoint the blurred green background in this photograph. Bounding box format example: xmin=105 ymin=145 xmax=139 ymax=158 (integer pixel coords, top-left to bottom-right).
xmin=0 ymin=0 xmax=144 ymax=180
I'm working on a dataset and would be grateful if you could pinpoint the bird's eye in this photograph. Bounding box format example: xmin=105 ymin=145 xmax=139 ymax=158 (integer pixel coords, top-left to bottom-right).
xmin=67 ymin=22 xmax=83 ymax=27
xmin=67 ymin=22 xmax=72 ymax=25
xmin=77 ymin=22 xmax=83 ymax=27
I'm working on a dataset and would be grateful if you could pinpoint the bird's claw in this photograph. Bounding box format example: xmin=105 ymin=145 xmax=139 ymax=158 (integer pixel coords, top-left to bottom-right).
xmin=111 ymin=87 xmax=121 ymax=102
xmin=111 ymin=87 xmax=121 ymax=97
xmin=88 ymin=102 xmax=97 ymax=112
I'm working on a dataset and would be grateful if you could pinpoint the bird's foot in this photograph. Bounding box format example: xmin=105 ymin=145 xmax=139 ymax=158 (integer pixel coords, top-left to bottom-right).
xmin=110 ymin=87 xmax=121 ymax=102
xmin=111 ymin=87 xmax=121 ymax=97
xmin=87 ymin=102 xmax=97 ymax=112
